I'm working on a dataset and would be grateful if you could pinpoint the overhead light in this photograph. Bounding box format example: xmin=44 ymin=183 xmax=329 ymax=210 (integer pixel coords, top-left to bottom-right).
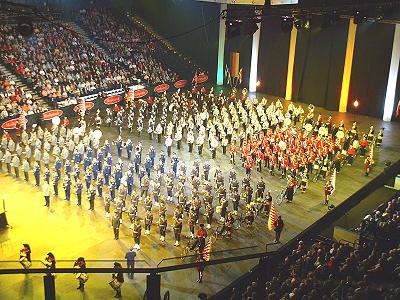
xmin=304 ymin=15 xmax=311 ymax=30
xmin=226 ymin=19 xmax=243 ymax=39
xmin=280 ymin=16 xmax=293 ymax=32
xmin=244 ymin=19 xmax=259 ymax=36
xmin=353 ymin=11 xmax=367 ymax=24
xmin=294 ymin=17 xmax=303 ymax=29
xmin=375 ymin=8 xmax=384 ymax=21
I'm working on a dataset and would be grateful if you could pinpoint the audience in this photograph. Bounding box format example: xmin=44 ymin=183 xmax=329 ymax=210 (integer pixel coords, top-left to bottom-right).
xmin=77 ymin=8 xmax=180 ymax=84
xmin=0 ymin=70 xmax=44 ymax=117
xmin=0 ymin=22 xmax=132 ymax=105
xmin=230 ymin=196 xmax=400 ymax=300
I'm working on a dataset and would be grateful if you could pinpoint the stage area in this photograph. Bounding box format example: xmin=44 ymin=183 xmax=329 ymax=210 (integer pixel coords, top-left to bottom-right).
xmin=0 ymin=96 xmax=399 ymax=299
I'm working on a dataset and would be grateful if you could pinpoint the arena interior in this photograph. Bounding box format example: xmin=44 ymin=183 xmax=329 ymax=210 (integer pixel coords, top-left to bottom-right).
xmin=0 ymin=0 xmax=400 ymax=300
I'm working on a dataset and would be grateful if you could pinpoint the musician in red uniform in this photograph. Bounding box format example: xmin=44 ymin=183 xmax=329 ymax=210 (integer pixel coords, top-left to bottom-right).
xmin=245 ymin=155 xmax=254 ymax=175
xmin=324 ymin=181 xmax=334 ymax=205
xmin=364 ymin=156 xmax=374 ymax=176
xmin=359 ymin=136 xmax=368 ymax=157
xmin=229 ymin=142 xmax=237 ymax=164
xmin=269 ymin=154 xmax=277 ymax=176
xmin=62 ymin=117 xmax=70 ymax=127
xmin=255 ymin=148 xmax=264 ymax=172
xmin=190 ymin=224 xmax=208 ymax=253
xmin=284 ymin=176 xmax=297 ymax=202
xmin=347 ymin=146 xmax=356 ymax=165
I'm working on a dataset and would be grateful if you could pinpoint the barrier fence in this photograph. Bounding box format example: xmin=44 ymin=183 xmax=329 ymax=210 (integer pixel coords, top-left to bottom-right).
xmin=1 ymin=76 xmax=209 ymax=132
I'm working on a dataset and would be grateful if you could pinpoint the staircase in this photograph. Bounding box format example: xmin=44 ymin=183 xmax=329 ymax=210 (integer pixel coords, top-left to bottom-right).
xmin=0 ymin=64 xmax=50 ymax=112
xmin=65 ymin=22 xmax=111 ymax=60
xmin=129 ymin=15 xmax=197 ymax=78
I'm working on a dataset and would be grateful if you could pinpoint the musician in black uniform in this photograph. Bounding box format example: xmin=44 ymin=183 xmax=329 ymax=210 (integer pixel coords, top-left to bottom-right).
xmin=112 ymin=212 xmax=121 ymax=240
xmin=173 ymin=216 xmax=183 ymax=246
xmin=132 ymin=219 xmax=142 ymax=250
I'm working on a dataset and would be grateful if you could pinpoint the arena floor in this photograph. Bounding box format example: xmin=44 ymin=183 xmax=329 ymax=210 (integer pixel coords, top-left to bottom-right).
xmin=0 ymin=95 xmax=399 ymax=300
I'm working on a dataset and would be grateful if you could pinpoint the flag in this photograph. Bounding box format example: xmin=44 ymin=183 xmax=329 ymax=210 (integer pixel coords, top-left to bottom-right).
xmin=202 ymin=239 xmax=212 ymax=261
xmin=268 ymin=201 xmax=277 ymax=231
xmin=238 ymin=68 xmax=243 ymax=84
xmin=225 ymin=64 xmax=231 ymax=85
xmin=396 ymin=99 xmax=400 ymax=118
xmin=231 ymin=52 xmax=240 ymax=77
xmin=329 ymin=168 xmax=336 ymax=195
xmin=369 ymin=145 xmax=374 ymax=160
xmin=192 ymin=69 xmax=198 ymax=86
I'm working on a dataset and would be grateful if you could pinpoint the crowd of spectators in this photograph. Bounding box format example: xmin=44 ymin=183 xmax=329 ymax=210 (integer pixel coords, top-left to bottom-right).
xmin=76 ymin=8 xmax=180 ymax=84
xmin=231 ymin=196 xmax=400 ymax=300
xmin=0 ymin=70 xmax=44 ymax=118
xmin=0 ymin=22 xmax=132 ymax=105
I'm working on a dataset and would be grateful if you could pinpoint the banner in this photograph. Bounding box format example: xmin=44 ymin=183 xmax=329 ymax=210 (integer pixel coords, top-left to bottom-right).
xmin=0 ymin=76 xmax=209 ymax=133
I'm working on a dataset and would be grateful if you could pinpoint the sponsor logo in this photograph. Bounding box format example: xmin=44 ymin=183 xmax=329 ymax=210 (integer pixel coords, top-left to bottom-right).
xmin=195 ymin=74 xmax=208 ymax=84
xmin=154 ymin=84 xmax=170 ymax=93
xmin=1 ymin=116 xmax=27 ymax=130
xmin=42 ymin=109 xmax=63 ymax=121
xmin=174 ymin=80 xmax=188 ymax=88
xmin=104 ymin=95 xmax=122 ymax=105
xmin=133 ymin=89 xmax=148 ymax=99
xmin=73 ymin=102 xmax=95 ymax=112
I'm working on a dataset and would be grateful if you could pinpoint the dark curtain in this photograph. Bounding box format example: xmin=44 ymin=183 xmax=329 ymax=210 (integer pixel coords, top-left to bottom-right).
xmin=224 ymin=34 xmax=253 ymax=88
xmin=348 ymin=22 xmax=395 ymax=118
xmin=223 ymin=5 xmax=253 ymax=87
xmin=293 ymin=17 xmax=348 ymax=110
xmin=257 ymin=16 xmax=291 ymax=97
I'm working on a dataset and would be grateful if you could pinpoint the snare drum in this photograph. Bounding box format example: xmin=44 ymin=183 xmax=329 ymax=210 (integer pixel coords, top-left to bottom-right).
xmin=109 ymin=279 xmax=121 ymax=290
xmin=76 ymin=273 xmax=89 ymax=283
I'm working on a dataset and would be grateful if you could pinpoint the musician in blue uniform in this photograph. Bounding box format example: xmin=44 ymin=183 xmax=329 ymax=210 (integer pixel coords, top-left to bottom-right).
xmin=115 ymin=136 xmax=123 ymax=158
xmin=33 ymin=162 xmax=41 ymax=186
xmin=65 ymin=160 xmax=72 ymax=178
xmin=115 ymin=166 xmax=122 ymax=189
xmin=97 ymin=151 xmax=104 ymax=171
xmin=84 ymin=169 xmax=92 ymax=191
xmin=76 ymin=180 xmax=83 ymax=206
xmin=97 ymin=175 xmax=104 ymax=198
xmin=134 ymin=152 xmax=140 ymax=174
xmin=103 ymin=164 xmax=111 ymax=186
xmin=83 ymin=155 xmax=91 ymax=172
xmin=145 ymin=155 xmax=151 ymax=177
xmin=137 ymin=142 xmax=143 ymax=163
xmin=104 ymin=140 xmax=111 ymax=157
xmin=149 ymin=146 xmax=156 ymax=168
xmin=106 ymin=153 xmax=113 ymax=167
xmin=55 ymin=157 xmax=62 ymax=177
xmin=73 ymin=150 xmax=80 ymax=164
xmin=44 ymin=168 xmax=51 ymax=183
xmin=64 ymin=177 xmax=71 ymax=201
xmin=126 ymin=139 xmax=133 ymax=160
xmin=127 ymin=171 xmax=134 ymax=196
xmin=52 ymin=174 xmax=60 ymax=196
xmin=171 ymin=154 xmax=179 ymax=177
xmin=73 ymin=164 xmax=81 ymax=182
xmin=88 ymin=184 xmax=96 ymax=210
xmin=87 ymin=147 xmax=93 ymax=162
xmin=92 ymin=158 xmax=99 ymax=180
xmin=109 ymin=178 xmax=116 ymax=201
xmin=159 ymin=151 xmax=166 ymax=174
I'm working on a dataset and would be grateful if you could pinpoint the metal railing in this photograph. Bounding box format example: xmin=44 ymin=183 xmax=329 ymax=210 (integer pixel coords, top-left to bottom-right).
xmin=157 ymin=245 xmax=259 ymax=267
